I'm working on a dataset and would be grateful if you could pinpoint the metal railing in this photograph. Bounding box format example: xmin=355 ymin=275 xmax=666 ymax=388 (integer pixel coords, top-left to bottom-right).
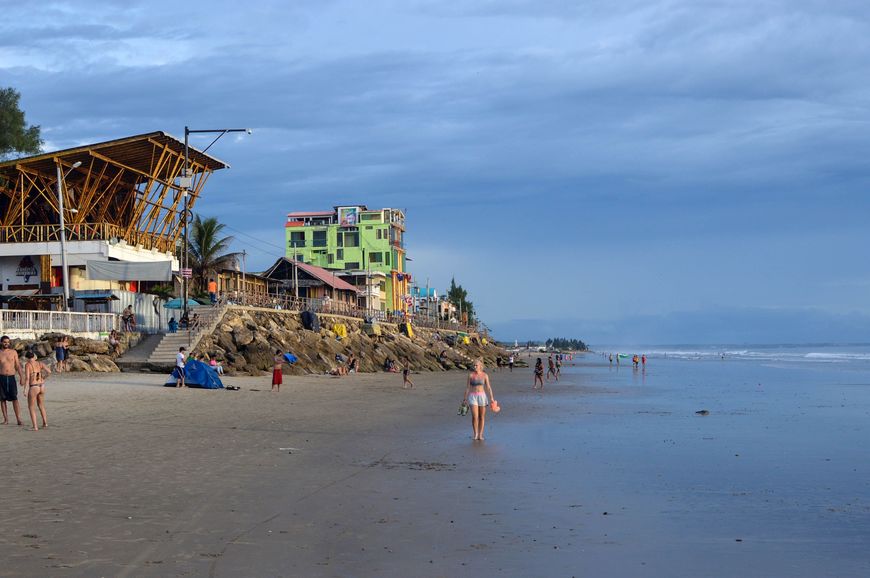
xmin=0 ymin=310 xmax=118 ymax=334
xmin=224 ymin=291 xmax=476 ymax=332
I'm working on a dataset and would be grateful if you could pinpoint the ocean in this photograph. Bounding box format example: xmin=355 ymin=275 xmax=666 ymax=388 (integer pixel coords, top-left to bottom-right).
xmin=487 ymin=346 xmax=870 ymax=576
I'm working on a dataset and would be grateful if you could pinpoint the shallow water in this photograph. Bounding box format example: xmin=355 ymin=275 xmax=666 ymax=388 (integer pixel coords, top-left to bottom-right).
xmin=480 ymin=353 xmax=870 ymax=577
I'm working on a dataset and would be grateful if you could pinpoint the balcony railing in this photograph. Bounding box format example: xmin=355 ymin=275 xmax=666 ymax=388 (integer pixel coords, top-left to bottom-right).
xmin=0 ymin=310 xmax=118 ymax=334
xmin=0 ymin=223 xmax=175 ymax=252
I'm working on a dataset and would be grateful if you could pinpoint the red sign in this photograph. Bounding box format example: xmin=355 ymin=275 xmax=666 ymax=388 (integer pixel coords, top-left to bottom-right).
xmin=181 ymin=268 xmax=193 ymax=278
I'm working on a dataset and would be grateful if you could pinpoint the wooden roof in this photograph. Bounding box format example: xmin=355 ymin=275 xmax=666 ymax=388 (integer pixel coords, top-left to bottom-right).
xmin=0 ymin=131 xmax=228 ymax=177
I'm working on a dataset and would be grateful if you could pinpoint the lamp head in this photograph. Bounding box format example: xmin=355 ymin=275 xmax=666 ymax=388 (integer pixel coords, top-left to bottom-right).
xmin=71 ymin=161 xmax=82 ymax=169
xmin=246 ymin=128 xmax=253 ymax=135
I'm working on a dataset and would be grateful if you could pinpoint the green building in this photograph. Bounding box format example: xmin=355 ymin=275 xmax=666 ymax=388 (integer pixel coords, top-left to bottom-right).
xmin=285 ymin=206 xmax=410 ymax=312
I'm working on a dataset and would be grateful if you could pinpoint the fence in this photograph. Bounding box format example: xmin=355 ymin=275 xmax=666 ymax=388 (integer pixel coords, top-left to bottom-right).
xmin=0 ymin=310 xmax=118 ymax=334
xmin=228 ymin=291 xmax=477 ymax=333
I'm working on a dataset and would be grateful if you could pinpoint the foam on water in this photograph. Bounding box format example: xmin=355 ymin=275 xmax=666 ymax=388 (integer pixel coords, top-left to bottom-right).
xmin=598 ymin=345 xmax=870 ymax=365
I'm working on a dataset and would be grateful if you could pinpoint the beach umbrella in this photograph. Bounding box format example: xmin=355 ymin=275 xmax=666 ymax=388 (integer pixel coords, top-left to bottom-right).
xmin=164 ymin=297 xmax=202 ymax=309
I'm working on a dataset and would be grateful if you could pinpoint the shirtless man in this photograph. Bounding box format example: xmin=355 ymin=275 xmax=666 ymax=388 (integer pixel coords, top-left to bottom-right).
xmin=0 ymin=335 xmax=25 ymax=425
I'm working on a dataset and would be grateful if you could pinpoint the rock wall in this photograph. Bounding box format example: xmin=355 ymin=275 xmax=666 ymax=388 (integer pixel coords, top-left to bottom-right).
xmin=9 ymin=332 xmax=143 ymax=373
xmin=195 ymin=308 xmax=507 ymax=376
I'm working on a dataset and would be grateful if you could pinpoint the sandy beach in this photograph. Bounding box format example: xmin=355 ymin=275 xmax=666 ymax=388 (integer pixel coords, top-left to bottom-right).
xmin=2 ymin=355 xmax=869 ymax=577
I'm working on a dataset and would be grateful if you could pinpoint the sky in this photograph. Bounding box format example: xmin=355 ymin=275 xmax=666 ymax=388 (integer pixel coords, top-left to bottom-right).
xmin=2 ymin=0 xmax=870 ymax=344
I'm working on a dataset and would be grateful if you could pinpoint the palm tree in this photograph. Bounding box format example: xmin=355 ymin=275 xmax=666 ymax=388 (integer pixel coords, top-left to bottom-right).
xmin=188 ymin=215 xmax=240 ymax=295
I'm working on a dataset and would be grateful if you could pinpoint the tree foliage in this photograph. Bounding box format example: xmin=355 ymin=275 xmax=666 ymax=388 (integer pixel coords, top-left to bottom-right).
xmin=446 ymin=277 xmax=476 ymax=322
xmin=188 ymin=215 xmax=240 ymax=294
xmin=0 ymin=87 xmax=41 ymax=159
xmin=545 ymin=337 xmax=588 ymax=351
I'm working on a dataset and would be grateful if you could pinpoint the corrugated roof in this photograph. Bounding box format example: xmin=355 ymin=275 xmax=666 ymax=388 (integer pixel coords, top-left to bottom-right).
xmin=287 ymin=211 xmax=334 ymax=218
xmin=0 ymin=131 xmax=229 ymax=176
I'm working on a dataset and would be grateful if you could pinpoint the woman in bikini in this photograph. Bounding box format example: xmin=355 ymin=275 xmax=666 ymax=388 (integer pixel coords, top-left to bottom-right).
xmin=23 ymin=350 xmax=51 ymax=431
xmin=533 ymin=357 xmax=544 ymax=389
xmin=463 ymin=358 xmax=496 ymax=441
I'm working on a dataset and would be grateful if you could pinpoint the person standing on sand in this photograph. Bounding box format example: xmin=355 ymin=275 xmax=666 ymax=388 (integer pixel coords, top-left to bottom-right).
xmin=272 ymin=350 xmax=288 ymax=392
xmin=464 ymin=359 xmax=496 ymax=441
xmin=402 ymin=361 xmax=414 ymax=389
xmin=0 ymin=336 xmax=24 ymax=425
xmin=54 ymin=335 xmax=66 ymax=373
xmin=533 ymin=357 xmax=544 ymax=389
xmin=23 ymin=350 xmax=50 ymax=431
xmin=509 ymin=354 xmax=514 ymax=372
xmin=175 ymin=347 xmax=186 ymax=388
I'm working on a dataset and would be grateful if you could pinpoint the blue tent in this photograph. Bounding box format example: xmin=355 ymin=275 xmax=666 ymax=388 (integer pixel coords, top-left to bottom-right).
xmin=165 ymin=360 xmax=224 ymax=389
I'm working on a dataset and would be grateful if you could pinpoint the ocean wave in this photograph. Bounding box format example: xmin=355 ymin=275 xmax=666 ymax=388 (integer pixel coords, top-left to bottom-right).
xmin=609 ymin=348 xmax=870 ymax=365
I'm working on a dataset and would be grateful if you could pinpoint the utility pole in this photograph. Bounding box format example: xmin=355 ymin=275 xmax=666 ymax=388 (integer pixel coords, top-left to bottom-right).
xmin=241 ymin=249 xmax=247 ymax=305
xmin=293 ymin=247 xmax=299 ymax=299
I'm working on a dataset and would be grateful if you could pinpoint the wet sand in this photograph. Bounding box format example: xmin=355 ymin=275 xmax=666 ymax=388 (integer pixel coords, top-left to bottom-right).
xmin=2 ymin=357 xmax=869 ymax=577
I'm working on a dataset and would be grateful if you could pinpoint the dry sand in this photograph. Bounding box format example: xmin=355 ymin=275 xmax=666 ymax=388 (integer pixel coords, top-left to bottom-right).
xmin=2 ymin=367 xmax=564 ymax=578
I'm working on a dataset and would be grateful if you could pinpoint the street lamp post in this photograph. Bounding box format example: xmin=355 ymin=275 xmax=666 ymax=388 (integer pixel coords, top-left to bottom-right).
xmin=56 ymin=160 xmax=82 ymax=311
xmin=181 ymin=127 xmax=251 ymax=319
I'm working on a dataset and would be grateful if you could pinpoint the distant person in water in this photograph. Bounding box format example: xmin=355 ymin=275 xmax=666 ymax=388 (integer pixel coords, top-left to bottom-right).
xmin=555 ymin=355 xmax=562 ymax=378
xmin=632 ymin=355 xmax=639 ymax=369
xmin=547 ymin=355 xmax=558 ymax=381
xmin=609 ymin=353 xmax=613 ymax=365
xmin=642 ymin=354 xmax=646 ymax=367
xmin=533 ymin=358 xmax=544 ymax=389
xmin=464 ymin=359 xmax=495 ymax=441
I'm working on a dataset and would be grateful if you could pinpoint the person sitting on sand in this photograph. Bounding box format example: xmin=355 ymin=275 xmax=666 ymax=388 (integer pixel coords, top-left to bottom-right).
xmin=464 ymin=359 xmax=496 ymax=441
xmin=107 ymin=330 xmax=121 ymax=357
xmin=533 ymin=358 xmax=544 ymax=389
xmin=209 ymin=356 xmax=224 ymax=375
xmin=347 ymin=353 xmax=357 ymax=374
xmin=23 ymin=350 xmax=51 ymax=431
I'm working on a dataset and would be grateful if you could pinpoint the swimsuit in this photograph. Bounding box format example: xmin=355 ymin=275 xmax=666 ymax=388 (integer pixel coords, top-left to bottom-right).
xmin=0 ymin=374 xmax=18 ymax=401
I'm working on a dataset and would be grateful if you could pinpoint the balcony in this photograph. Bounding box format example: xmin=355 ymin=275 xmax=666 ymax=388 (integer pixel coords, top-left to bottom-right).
xmin=0 ymin=222 xmax=175 ymax=252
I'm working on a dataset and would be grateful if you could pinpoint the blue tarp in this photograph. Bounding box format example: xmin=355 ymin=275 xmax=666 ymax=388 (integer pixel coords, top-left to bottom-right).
xmin=284 ymin=353 xmax=298 ymax=364
xmin=165 ymin=360 xmax=224 ymax=389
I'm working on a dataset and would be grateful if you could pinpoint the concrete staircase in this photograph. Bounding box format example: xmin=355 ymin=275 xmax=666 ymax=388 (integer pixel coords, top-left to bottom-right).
xmin=147 ymin=306 xmax=226 ymax=365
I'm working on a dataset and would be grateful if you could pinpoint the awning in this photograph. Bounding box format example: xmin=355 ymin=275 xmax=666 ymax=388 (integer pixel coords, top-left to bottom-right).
xmin=75 ymin=291 xmax=119 ymax=301
xmin=0 ymin=290 xmax=59 ymax=302
xmin=87 ymin=260 xmax=173 ymax=281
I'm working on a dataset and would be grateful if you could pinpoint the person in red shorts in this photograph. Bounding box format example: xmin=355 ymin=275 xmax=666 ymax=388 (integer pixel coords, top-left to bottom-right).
xmin=272 ymin=350 xmax=289 ymax=392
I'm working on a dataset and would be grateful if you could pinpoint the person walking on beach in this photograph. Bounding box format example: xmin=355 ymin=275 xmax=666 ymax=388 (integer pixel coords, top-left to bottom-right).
xmin=402 ymin=360 xmax=414 ymax=389
xmin=533 ymin=357 xmax=544 ymax=389
xmin=632 ymin=355 xmax=639 ymax=369
xmin=272 ymin=349 xmax=288 ymax=392
xmin=0 ymin=336 xmax=24 ymax=425
xmin=175 ymin=347 xmax=186 ymax=388
xmin=508 ymin=354 xmax=514 ymax=372
xmin=642 ymin=354 xmax=646 ymax=367
xmin=547 ymin=355 xmax=558 ymax=381
xmin=464 ymin=359 xmax=496 ymax=441
xmin=555 ymin=355 xmax=562 ymax=378
xmin=23 ymin=350 xmax=50 ymax=431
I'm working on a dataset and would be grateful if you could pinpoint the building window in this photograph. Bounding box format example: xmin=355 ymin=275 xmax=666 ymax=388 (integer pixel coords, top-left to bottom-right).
xmin=313 ymin=230 xmax=327 ymax=247
xmin=376 ymin=228 xmax=385 ymax=240
xmin=289 ymin=232 xmax=305 ymax=247
xmin=379 ymin=281 xmax=386 ymax=292
xmin=369 ymin=252 xmax=382 ymax=263
xmin=344 ymin=232 xmax=359 ymax=247
xmin=337 ymin=248 xmax=344 ymax=260
xmin=385 ymin=252 xmax=390 ymax=266
xmin=328 ymin=254 xmax=334 ymax=264
xmin=345 ymin=262 xmax=360 ymax=269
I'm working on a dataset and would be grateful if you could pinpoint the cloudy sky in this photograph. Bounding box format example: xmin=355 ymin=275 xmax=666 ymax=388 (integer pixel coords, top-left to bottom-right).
xmin=2 ymin=0 xmax=869 ymax=344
